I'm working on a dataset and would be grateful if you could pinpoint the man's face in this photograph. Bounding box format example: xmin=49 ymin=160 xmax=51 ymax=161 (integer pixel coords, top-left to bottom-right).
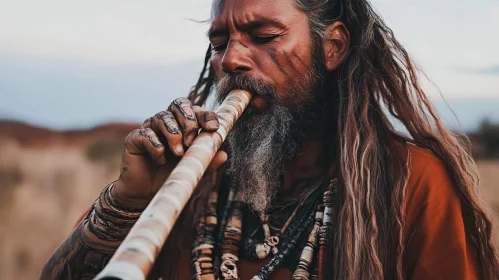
xmin=209 ymin=0 xmax=315 ymax=112
xmin=210 ymin=0 xmax=329 ymax=212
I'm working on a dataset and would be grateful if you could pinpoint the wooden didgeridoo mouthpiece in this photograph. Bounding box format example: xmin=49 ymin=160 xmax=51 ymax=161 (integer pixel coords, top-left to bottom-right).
xmin=95 ymin=90 xmax=252 ymax=280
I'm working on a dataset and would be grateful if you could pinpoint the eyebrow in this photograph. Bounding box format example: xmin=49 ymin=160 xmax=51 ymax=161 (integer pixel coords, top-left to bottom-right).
xmin=207 ymin=17 xmax=287 ymax=38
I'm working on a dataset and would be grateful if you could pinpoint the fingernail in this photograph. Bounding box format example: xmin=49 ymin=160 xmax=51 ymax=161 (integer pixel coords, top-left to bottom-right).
xmin=206 ymin=121 xmax=219 ymax=130
xmin=175 ymin=144 xmax=184 ymax=155
xmin=185 ymin=135 xmax=196 ymax=147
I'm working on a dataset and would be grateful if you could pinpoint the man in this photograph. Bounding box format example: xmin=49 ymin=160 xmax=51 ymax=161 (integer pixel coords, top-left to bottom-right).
xmin=41 ymin=0 xmax=499 ymax=279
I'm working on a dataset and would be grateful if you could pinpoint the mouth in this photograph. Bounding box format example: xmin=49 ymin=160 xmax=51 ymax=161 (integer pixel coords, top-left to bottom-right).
xmin=249 ymin=95 xmax=269 ymax=112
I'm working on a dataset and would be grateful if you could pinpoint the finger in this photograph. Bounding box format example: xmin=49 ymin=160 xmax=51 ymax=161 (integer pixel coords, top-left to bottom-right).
xmin=151 ymin=111 xmax=184 ymax=156
xmin=125 ymin=128 xmax=166 ymax=165
xmin=168 ymin=97 xmax=199 ymax=147
xmin=193 ymin=106 xmax=219 ymax=132
xmin=138 ymin=128 xmax=167 ymax=164
xmin=207 ymin=151 xmax=228 ymax=172
xmin=141 ymin=117 xmax=153 ymax=129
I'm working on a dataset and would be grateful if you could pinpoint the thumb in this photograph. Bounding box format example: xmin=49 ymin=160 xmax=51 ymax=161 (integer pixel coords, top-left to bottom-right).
xmin=207 ymin=151 xmax=228 ymax=172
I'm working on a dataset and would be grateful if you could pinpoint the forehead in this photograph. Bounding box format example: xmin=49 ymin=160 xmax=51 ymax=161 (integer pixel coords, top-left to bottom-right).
xmin=210 ymin=0 xmax=300 ymax=29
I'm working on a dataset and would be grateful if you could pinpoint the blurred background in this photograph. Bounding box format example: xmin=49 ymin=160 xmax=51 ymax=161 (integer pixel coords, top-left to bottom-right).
xmin=0 ymin=0 xmax=498 ymax=279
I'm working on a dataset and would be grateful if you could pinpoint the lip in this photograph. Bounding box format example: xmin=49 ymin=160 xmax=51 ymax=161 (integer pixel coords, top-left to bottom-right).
xmin=250 ymin=95 xmax=268 ymax=111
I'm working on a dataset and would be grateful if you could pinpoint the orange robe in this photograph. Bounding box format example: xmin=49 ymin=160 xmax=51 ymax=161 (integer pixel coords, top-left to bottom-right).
xmin=402 ymin=145 xmax=480 ymax=279
xmin=79 ymin=145 xmax=481 ymax=279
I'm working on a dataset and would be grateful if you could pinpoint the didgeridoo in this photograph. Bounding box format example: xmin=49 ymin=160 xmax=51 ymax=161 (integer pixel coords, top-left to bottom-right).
xmin=95 ymin=90 xmax=252 ymax=280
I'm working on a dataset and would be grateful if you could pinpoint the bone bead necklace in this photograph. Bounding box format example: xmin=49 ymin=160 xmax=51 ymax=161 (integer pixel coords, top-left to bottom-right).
xmin=191 ymin=177 xmax=338 ymax=280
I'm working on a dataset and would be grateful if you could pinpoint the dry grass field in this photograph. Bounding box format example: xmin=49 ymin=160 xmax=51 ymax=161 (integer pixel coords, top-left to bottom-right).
xmin=476 ymin=161 xmax=499 ymax=249
xmin=0 ymin=123 xmax=498 ymax=279
xmin=0 ymin=139 xmax=121 ymax=280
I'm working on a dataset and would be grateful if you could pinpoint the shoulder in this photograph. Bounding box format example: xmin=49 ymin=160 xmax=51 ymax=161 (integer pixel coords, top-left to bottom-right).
xmin=403 ymin=144 xmax=465 ymax=235
xmin=406 ymin=143 xmax=450 ymax=183
xmin=401 ymin=145 xmax=481 ymax=279
xmin=405 ymin=144 xmax=458 ymax=207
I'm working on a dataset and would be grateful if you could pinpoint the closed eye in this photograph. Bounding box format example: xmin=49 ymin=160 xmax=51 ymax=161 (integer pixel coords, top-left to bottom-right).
xmin=212 ymin=43 xmax=228 ymax=52
xmin=212 ymin=34 xmax=280 ymax=52
xmin=251 ymin=34 xmax=279 ymax=44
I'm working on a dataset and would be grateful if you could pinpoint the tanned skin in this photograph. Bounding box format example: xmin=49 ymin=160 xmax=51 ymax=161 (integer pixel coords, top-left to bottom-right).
xmin=40 ymin=0 xmax=349 ymax=278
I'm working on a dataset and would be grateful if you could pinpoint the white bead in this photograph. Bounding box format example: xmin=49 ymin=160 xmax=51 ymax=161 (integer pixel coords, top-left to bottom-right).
xmin=256 ymin=243 xmax=271 ymax=259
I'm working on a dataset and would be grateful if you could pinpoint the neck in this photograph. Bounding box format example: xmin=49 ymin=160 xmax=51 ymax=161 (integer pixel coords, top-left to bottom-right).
xmin=282 ymin=124 xmax=329 ymax=196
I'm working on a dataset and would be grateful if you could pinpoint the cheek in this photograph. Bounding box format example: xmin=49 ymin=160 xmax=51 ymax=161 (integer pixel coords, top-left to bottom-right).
xmin=254 ymin=42 xmax=314 ymax=96
xmin=211 ymin=55 xmax=225 ymax=80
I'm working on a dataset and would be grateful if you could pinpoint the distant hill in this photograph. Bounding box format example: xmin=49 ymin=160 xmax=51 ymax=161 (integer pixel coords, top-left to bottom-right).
xmin=0 ymin=120 xmax=139 ymax=147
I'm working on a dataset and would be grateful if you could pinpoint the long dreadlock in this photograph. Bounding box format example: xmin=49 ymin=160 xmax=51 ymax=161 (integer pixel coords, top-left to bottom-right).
xmin=188 ymin=45 xmax=216 ymax=106
xmin=183 ymin=0 xmax=499 ymax=279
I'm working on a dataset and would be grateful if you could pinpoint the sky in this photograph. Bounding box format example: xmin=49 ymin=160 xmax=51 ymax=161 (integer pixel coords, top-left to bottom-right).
xmin=0 ymin=0 xmax=498 ymax=131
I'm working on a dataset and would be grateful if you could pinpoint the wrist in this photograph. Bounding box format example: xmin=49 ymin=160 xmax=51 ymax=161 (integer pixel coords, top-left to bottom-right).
xmin=88 ymin=182 xmax=143 ymax=241
xmin=112 ymin=180 xmax=152 ymax=210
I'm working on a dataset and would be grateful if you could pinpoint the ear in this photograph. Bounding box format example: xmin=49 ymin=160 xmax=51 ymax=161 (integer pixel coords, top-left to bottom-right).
xmin=322 ymin=21 xmax=350 ymax=71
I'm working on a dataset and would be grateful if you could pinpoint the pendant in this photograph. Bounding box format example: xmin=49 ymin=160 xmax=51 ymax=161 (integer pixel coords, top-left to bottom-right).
xmin=220 ymin=254 xmax=239 ymax=280
xmin=255 ymin=242 xmax=271 ymax=259
xmin=243 ymin=235 xmax=281 ymax=260
xmin=253 ymin=235 xmax=280 ymax=258
xmin=265 ymin=236 xmax=280 ymax=255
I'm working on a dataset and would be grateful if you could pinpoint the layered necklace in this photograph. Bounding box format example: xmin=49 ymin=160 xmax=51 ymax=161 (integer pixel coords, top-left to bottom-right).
xmin=191 ymin=176 xmax=338 ymax=280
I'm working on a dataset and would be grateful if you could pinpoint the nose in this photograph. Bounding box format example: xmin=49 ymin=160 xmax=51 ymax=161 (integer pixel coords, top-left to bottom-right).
xmin=221 ymin=40 xmax=253 ymax=74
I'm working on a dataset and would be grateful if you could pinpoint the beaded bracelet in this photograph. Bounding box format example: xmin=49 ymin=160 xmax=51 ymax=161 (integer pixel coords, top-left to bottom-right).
xmin=88 ymin=182 xmax=144 ymax=241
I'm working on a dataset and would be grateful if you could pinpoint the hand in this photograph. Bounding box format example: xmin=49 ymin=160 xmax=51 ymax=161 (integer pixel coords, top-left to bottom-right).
xmin=112 ymin=97 xmax=228 ymax=209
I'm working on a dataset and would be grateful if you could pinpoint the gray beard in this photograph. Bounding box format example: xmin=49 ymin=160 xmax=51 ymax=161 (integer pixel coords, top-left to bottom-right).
xmin=225 ymin=105 xmax=298 ymax=212
xmin=216 ymin=47 xmax=327 ymax=213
